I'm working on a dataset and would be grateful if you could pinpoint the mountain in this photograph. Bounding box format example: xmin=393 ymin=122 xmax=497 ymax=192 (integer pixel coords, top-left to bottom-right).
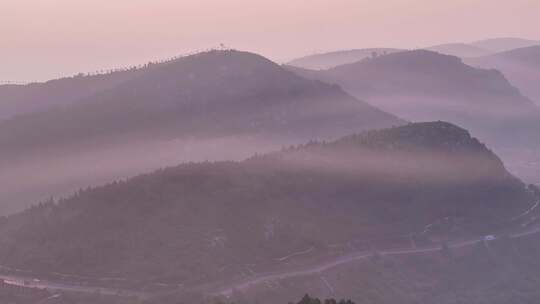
xmin=425 ymin=43 xmax=491 ymax=58
xmin=288 ymin=50 xmax=540 ymax=150
xmin=0 ymin=122 xmax=533 ymax=288
xmin=0 ymin=50 xmax=402 ymax=215
xmin=0 ymin=50 xmax=401 ymax=159
xmin=422 ymin=38 xmax=540 ymax=59
xmin=466 ymin=46 xmax=540 ymax=104
xmin=287 ymin=48 xmax=403 ymax=70
xmin=0 ymin=69 xmax=144 ymax=121
xmin=471 ymin=37 xmax=540 ymax=53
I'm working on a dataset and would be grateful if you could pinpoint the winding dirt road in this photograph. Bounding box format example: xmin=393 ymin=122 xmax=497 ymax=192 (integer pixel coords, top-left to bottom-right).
xmin=2 ymin=223 xmax=540 ymax=299
xmin=212 ymin=223 xmax=540 ymax=296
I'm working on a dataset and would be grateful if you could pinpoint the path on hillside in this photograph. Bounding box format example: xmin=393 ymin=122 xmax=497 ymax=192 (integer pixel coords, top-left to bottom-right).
xmin=0 ymin=274 xmax=147 ymax=298
xmin=211 ymin=224 xmax=540 ymax=296
xmin=2 ymin=223 xmax=540 ymax=299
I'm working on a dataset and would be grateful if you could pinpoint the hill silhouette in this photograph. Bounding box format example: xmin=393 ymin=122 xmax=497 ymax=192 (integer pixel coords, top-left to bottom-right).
xmin=0 ymin=50 xmax=402 ymax=215
xmin=288 ymin=50 xmax=540 ymax=150
xmin=0 ymin=50 xmax=402 ymax=159
xmin=0 ymin=122 xmax=533 ymax=285
xmin=466 ymin=46 xmax=540 ymax=104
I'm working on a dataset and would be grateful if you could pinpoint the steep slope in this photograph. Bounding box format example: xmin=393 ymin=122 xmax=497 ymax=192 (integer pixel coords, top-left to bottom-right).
xmin=290 ymin=50 xmax=540 ymax=149
xmin=466 ymin=46 xmax=540 ymax=104
xmin=0 ymin=122 xmax=533 ymax=286
xmin=471 ymin=37 xmax=540 ymax=53
xmin=425 ymin=43 xmax=491 ymax=58
xmin=287 ymin=48 xmax=403 ymax=70
xmin=0 ymin=50 xmax=402 ymax=215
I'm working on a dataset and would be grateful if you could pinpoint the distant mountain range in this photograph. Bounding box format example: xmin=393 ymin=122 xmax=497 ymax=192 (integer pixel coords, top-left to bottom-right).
xmin=286 ymin=38 xmax=540 ymax=71
xmin=287 ymin=50 xmax=540 ymax=150
xmin=425 ymin=43 xmax=492 ymax=58
xmin=0 ymin=50 xmax=402 ymax=215
xmin=0 ymin=122 xmax=531 ymax=285
xmin=424 ymin=38 xmax=540 ymax=58
xmin=471 ymin=37 xmax=540 ymax=53
xmin=287 ymin=48 xmax=404 ymax=70
xmin=466 ymin=46 xmax=540 ymax=104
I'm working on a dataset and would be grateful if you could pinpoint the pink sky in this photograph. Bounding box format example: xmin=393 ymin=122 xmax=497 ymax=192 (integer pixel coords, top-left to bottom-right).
xmin=1 ymin=0 xmax=539 ymax=81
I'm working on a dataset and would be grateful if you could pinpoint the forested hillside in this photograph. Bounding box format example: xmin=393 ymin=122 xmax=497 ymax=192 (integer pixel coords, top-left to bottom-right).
xmin=0 ymin=69 xmax=144 ymax=121
xmin=0 ymin=122 xmax=532 ymax=286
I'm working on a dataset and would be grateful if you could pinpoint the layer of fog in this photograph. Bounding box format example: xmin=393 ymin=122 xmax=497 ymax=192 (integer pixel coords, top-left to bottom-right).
xmin=350 ymin=95 xmax=538 ymax=143
xmin=259 ymin=145 xmax=509 ymax=185
xmin=0 ymin=136 xmax=288 ymax=215
xmin=0 ymin=125 xmax=517 ymax=217
xmin=0 ymin=87 xmax=403 ymax=215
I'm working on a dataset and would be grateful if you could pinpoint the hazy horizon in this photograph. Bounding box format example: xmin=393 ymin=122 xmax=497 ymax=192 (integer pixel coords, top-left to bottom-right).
xmin=1 ymin=0 xmax=539 ymax=81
